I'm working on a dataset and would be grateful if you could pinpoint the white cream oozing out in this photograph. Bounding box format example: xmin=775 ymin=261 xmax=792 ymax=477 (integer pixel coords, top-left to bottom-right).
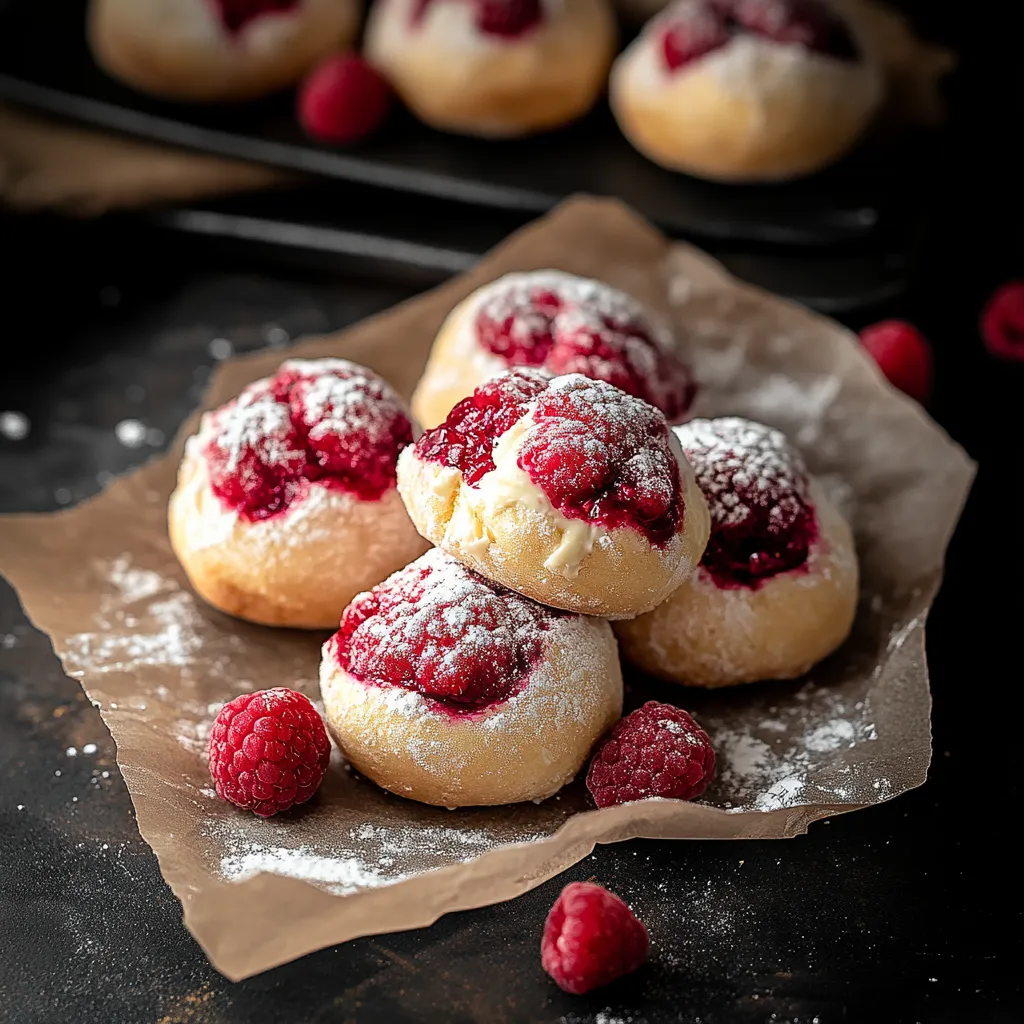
xmin=436 ymin=408 xmax=603 ymax=579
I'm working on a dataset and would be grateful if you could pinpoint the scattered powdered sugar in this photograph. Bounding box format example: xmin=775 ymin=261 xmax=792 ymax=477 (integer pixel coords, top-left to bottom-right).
xmin=212 ymin=816 xmax=551 ymax=896
xmin=701 ymin=681 xmax=878 ymax=811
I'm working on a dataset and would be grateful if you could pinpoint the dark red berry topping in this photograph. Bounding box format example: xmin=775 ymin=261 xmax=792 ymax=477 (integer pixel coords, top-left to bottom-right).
xmin=415 ymin=369 xmax=549 ymax=485
xmin=329 ymin=549 xmax=567 ymax=709
xmin=473 ymin=273 xmax=696 ymax=423
xmin=677 ymin=417 xmax=817 ymax=589
xmin=201 ymin=358 xmax=412 ymax=521
xmin=659 ymin=0 xmax=858 ymax=73
xmin=298 ymin=55 xmax=392 ymax=145
xmin=858 ymin=320 xmax=934 ymax=404
xmin=410 ymin=0 xmax=544 ymax=38
xmin=415 ymin=370 xmax=686 ymax=547
xmin=519 ymin=375 xmax=685 ymax=546
xmin=541 ymin=882 xmax=650 ymax=994
xmin=208 ymin=688 xmax=331 ymax=817
xmin=586 ymin=700 xmax=715 ymax=807
xmin=980 ymin=281 xmax=1024 ymax=362
xmin=211 ymin=0 xmax=300 ymax=34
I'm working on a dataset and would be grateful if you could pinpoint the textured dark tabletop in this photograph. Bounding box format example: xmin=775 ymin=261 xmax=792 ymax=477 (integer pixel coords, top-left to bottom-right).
xmin=1 ymin=26 xmax=1021 ymax=1018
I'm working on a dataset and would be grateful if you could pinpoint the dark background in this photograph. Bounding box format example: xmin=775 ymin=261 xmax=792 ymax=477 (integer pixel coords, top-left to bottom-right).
xmin=1 ymin=1 xmax=1022 ymax=1021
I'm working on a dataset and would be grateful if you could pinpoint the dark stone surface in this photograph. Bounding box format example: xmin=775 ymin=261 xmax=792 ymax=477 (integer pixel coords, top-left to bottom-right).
xmin=1 ymin=20 xmax=1020 ymax=1013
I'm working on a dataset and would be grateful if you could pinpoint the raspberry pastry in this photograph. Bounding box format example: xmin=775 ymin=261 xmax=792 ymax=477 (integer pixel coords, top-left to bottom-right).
xmin=615 ymin=417 xmax=858 ymax=687
xmin=88 ymin=0 xmax=361 ymax=102
xmin=411 ymin=270 xmax=697 ymax=429
xmin=610 ymin=0 xmax=884 ymax=181
xmin=364 ymin=0 xmax=617 ymax=137
xmin=320 ymin=549 xmax=623 ymax=807
xmin=169 ymin=358 xmax=428 ymax=629
xmin=397 ymin=369 xmax=710 ymax=619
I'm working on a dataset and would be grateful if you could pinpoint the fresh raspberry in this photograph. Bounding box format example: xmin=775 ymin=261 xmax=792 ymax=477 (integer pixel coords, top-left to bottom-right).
xmin=858 ymin=320 xmax=934 ymax=404
xmin=212 ymin=0 xmax=299 ymax=34
xmin=475 ymin=0 xmax=544 ymax=37
xmin=298 ymin=54 xmax=392 ymax=145
xmin=541 ymin=882 xmax=650 ymax=995
xmin=586 ymin=701 xmax=715 ymax=807
xmin=208 ymin=688 xmax=331 ymax=817
xmin=980 ymin=281 xmax=1024 ymax=362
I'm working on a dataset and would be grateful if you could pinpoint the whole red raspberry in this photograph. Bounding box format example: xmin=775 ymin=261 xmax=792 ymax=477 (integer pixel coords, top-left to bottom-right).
xmin=208 ymin=688 xmax=331 ymax=817
xmin=586 ymin=701 xmax=715 ymax=808
xmin=858 ymin=319 xmax=934 ymax=404
xmin=541 ymin=882 xmax=650 ymax=994
xmin=980 ymin=281 xmax=1024 ymax=362
xmin=298 ymin=54 xmax=391 ymax=145
xmin=475 ymin=0 xmax=544 ymax=37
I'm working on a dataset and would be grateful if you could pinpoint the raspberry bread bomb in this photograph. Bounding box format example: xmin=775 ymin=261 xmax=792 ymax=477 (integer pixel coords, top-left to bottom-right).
xmin=364 ymin=0 xmax=617 ymax=137
xmin=397 ymin=369 xmax=710 ymax=619
xmin=615 ymin=417 xmax=858 ymax=687
xmin=169 ymin=358 xmax=428 ymax=629
xmin=320 ymin=549 xmax=623 ymax=807
xmin=88 ymin=0 xmax=360 ymax=102
xmin=411 ymin=270 xmax=697 ymax=429
xmin=610 ymin=0 xmax=884 ymax=181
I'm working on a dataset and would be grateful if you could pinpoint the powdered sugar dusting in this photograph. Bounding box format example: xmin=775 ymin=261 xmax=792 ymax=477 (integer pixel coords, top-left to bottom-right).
xmin=471 ymin=271 xmax=695 ymax=422
xmin=212 ymin=817 xmax=551 ymax=896
xmin=700 ymin=681 xmax=880 ymax=811
xmin=676 ymin=416 xmax=808 ymax=527
xmin=334 ymin=548 xmax=570 ymax=705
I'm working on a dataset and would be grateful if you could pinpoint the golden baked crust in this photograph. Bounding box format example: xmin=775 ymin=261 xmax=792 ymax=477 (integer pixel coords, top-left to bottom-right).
xmin=396 ymin=432 xmax=710 ymax=619
xmin=168 ymin=443 xmax=428 ymax=629
xmin=88 ymin=0 xmax=361 ymax=102
xmin=610 ymin=12 xmax=883 ymax=181
xmin=365 ymin=0 xmax=617 ymax=137
xmin=614 ymin=479 xmax=858 ymax=686
xmin=320 ymin=614 xmax=623 ymax=807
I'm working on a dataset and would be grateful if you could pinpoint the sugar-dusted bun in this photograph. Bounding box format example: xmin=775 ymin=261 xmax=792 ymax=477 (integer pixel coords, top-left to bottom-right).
xmin=411 ymin=270 xmax=697 ymax=430
xmin=610 ymin=0 xmax=884 ymax=182
xmin=88 ymin=0 xmax=361 ymax=102
xmin=169 ymin=358 xmax=428 ymax=629
xmin=615 ymin=417 xmax=858 ymax=687
xmin=398 ymin=369 xmax=710 ymax=619
xmin=364 ymin=0 xmax=616 ymax=137
xmin=320 ymin=549 xmax=623 ymax=807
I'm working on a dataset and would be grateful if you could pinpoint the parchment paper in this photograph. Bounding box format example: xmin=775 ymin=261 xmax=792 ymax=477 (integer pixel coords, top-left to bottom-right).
xmin=0 ymin=198 xmax=974 ymax=981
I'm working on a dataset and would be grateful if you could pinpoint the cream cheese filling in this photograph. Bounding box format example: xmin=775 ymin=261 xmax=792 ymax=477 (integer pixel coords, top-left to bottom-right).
xmin=436 ymin=411 xmax=604 ymax=579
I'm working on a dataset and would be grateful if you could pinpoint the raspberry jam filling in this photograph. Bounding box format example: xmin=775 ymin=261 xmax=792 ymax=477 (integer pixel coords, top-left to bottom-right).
xmin=211 ymin=0 xmax=301 ymax=34
xmin=410 ymin=0 xmax=544 ymax=38
xmin=660 ymin=0 xmax=858 ymax=72
xmin=415 ymin=369 xmax=548 ymax=485
xmin=330 ymin=550 xmax=566 ymax=712
xmin=677 ymin=417 xmax=818 ymax=589
xmin=201 ymin=359 xmax=412 ymax=521
xmin=416 ymin=370 xmax=685 ymax=547
xmin=474 ymin=274 xmax=696 ymax=424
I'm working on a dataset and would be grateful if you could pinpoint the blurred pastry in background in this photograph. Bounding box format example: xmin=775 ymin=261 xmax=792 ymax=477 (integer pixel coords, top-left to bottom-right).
xmin=364 ymin=0 xmax=617 ymax=137
xmin=88 ymin=0 xmax=362 ymax=102
xmin=610 ymin=0 xmax=884 ymax=182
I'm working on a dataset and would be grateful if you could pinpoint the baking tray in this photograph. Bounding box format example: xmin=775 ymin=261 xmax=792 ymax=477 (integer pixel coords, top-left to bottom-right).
xmin=0 ymin=0 xmax=938 ymax=247
xmin=132 ymin=182 xmax=918 ymax=313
